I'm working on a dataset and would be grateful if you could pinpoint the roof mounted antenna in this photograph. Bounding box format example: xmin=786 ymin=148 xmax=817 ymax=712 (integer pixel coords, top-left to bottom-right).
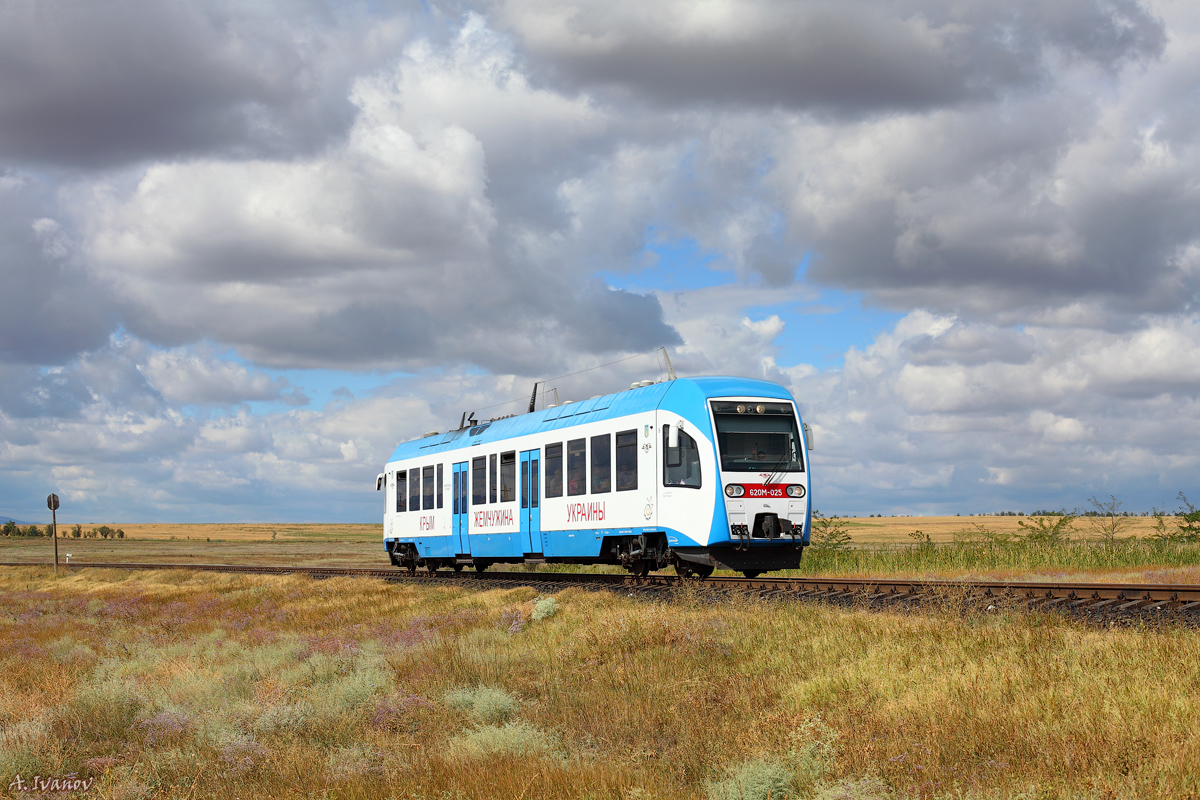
xmin=528 ymin=381 xmax=538 ymax=413
xmin=660 ymin=346 xmax=678 ymax=380
xmin=459 ymin=411 xmax=478 ymax=430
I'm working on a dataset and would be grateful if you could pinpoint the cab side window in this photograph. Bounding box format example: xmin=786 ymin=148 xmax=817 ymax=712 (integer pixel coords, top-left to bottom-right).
xmin=396 ymin=471 xmax=406 ymax=512
xmin=663 ymin=425 xmax=702 ymax=488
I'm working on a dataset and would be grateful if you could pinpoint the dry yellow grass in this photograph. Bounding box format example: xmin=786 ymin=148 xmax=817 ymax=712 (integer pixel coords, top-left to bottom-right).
xmin=1 ymin=567 xmax=1197 ymax=799
xmin=46 ymin=516 xmax=1166 ymax=545
xmin=835 ymin=515 xmax=1165 ymax=544
xmin=58 ymin=522 xmax=382 ymax=541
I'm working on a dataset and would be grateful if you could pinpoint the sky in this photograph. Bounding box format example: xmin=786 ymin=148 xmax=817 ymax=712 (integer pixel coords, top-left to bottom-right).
xmin=1 ymin=0 xmax=1198 ymax=523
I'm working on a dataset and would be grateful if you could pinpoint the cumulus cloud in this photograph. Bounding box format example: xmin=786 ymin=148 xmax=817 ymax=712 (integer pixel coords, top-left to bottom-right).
xmin=77 ymin=17 xmax=677 ymax=372
xmin=498 ymin=0 xmax=1164 ymax=112
xmin=0 ymin=174 xmax=113 ymax=364
xmin=787 ymin=311 xmax=1200 ymax=511
xmin=0 ymin=0 xmax=418 ymax=166
xmin=141 ymin=348 xmax=307 ymax=406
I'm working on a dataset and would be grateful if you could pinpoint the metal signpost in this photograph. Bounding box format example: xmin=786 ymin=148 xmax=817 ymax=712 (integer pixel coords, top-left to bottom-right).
xmin=47 ymin=493 xmax=59 ymax=575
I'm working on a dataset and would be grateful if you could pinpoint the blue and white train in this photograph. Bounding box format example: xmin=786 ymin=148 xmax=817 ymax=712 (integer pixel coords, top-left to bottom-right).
xmin=377 ymin=376 xmax=812 ymax=578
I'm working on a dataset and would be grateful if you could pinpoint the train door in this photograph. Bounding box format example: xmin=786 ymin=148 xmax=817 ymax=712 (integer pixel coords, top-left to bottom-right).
xmin=520 ymin=449 xmax=541 ymax=555
xmin=452 ymin=462 xmax=470 ymax=555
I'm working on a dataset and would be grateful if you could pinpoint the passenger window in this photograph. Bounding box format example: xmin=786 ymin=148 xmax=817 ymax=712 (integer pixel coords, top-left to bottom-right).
xmin=489 ymin=454 xmax=497 ymax=504
xmin=396 ymin=471 xmax=406 ymax=513
xmin=422 ymin=466 xmax=435 ymax=510
xmin=545 ymin=443 xmax=563 ymax=497
xmin=663 ymin=425 xmax=702 ymax=489
xmin=616 ymin=430 xmax=637 ymax=491
xmin=567 ymin=438 xmax=586 ymax=496
xmin=591 ymin=434 xmax=611 ymax=494
xmin=500 ymin=451 xmax=516 ymax=502
xmin=436 ymin=464 xmax=444 ymax=509
xmin=409 ymin=469 xmax=421 ymax=510
xmin=472 ymin=457 xmax=486 ymax=506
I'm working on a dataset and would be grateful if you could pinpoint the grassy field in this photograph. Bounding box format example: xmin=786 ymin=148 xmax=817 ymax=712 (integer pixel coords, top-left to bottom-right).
xmin=5 ymin=515 xmax=1200 ymax=585
xmin=0 ymin=567 xmax=1197 ymax=799
xmin=12 ymin=517 xmax=1169 ymax=545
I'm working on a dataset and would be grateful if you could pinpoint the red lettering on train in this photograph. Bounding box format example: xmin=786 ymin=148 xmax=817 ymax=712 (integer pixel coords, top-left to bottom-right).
xmin=420 ymin=516 xmax=436 ymax=531
xmin=472 ymin=509 xmax=514 ymax=528
xmin=566 ymin=502 xmax=605 ymax=523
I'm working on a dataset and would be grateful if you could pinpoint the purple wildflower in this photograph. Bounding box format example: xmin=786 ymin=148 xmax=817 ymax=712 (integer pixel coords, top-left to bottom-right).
xmin=135 ymin=710 xmax=192 ymax=747
xmin=219 ymin=738 xmax=269 ymax=776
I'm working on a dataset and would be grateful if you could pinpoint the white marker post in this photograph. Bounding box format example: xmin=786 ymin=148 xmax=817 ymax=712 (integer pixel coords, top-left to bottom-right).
xmin=47 ymin=493 xmax=60 ymax=576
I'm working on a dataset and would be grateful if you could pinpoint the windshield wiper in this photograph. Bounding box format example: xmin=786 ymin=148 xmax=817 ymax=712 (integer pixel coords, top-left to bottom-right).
xmin=763 ymin=448 xmax=791 ymax=486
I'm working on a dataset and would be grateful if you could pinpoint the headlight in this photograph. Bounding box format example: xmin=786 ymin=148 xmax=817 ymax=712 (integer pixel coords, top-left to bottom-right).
xmin=786 ymin=485 xmax=806 ymax=498
xmin=725 ymin=484 xmax=745 ymax=497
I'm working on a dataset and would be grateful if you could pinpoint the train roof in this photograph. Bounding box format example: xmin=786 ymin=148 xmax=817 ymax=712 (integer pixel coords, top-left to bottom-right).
xmin=386 ymin=376 xmax=797 ymax=464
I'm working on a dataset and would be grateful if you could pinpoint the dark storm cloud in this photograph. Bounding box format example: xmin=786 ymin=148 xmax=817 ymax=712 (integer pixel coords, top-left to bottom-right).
xmin=0 ymin=173 xmax=112 ymax=364
xmin=498 ymin=0 xmax=1165 ymax=114
xmin=0 ymin=0 xmax=414 ymax=166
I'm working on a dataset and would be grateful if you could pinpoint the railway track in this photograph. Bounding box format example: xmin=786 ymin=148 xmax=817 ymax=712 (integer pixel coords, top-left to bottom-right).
xmin=5 ymin=561 xmax=1200 ymax=622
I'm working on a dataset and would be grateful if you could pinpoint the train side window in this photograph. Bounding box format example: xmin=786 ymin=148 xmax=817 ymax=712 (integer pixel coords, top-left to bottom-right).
xmin=489 ymin=454 xmax=497 ymax=504
xmin=567 ymin=438 xmax=586 ymax=496
xmin=500 ymin=451 xmax=516 ymax=502
xmin=545 ymin=443 xmax=563 ymax=497
xmin=663 ymin=425 xmax=702 ymax=489
xmin=409 ymin=468 xmax=421 ymax=510
xmin=422 ymin=465 xmax=435 ymax=510
xmin=591 ymin=434 xmax=611 ymax=494
xmin=436 ymin=464 xmax=444 ymax=509
xmin=396 ymin=471 xmax=406 ymax=512
xmin=472 ymin=457 xmax=486 ymax=506
xmin=615 ymin=429 xmax=637 ymax=491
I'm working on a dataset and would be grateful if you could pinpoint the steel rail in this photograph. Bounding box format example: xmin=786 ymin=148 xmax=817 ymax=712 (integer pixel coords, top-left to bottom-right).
xmin=4 ymin=560 xmax=1200 ymax=613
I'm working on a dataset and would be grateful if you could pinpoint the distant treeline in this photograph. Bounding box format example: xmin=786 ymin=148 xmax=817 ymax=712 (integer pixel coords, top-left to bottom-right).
xmin=1 ymin=521 xmax=124 ymax=539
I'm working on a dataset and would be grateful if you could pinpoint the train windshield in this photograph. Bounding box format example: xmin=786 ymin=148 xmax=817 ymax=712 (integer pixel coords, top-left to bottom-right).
xmin=710 ymin=401 xmax=805 ymax=474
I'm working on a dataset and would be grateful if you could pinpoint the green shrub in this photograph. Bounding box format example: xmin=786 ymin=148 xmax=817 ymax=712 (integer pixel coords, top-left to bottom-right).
xmin=810 ymin=512 xmax=852 ymax=553
xmin=450 ymin=721 xmax=554 ymax=759
xmin=707 ymin=758 xmax=795 ymax=800
xmin=531 ymin=596 xmax=558 ymax=621
xmin=445 ymin=686 xmax=518 ymax=724
xmin=1017 ymin=513 xmax=1076 ymax=544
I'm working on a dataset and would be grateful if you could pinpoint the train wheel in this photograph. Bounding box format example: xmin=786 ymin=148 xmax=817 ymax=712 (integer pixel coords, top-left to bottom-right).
xmin=474 ymin=561 xmax=489 ymax=573
xmin=453 ymin=563 xmax=464 ymax=573
xmin=742 ymin=570 xmax=762 ymax=578
xmin=631 ymin=561 xmax=650 ymax=577
xmin=693 ymin=564 xmax=714 ymax=579
xmin=426 ymin=561 xmax=440 ymax=574
xmin=674 ymin=560 xmax=693 ymax=578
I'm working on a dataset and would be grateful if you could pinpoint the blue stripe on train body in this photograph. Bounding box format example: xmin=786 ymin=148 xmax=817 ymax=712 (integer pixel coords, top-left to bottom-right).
xmin=381 ymin=376 xmax=811 ymax=567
